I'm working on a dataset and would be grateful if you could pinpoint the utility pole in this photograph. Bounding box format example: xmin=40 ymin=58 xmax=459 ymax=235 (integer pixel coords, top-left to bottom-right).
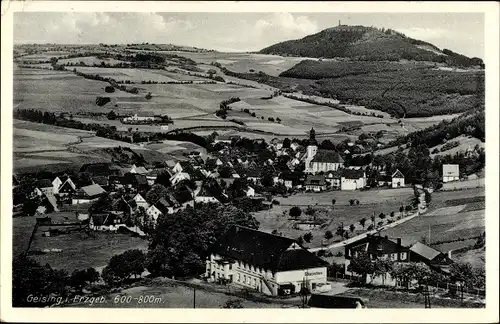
xmin=424 ymin=284 xmax=431 ymax=308
xmin=428 ymin=224 xmax=431 ymax=245
xmin=193 ymin=287 xmax=196 ymax=309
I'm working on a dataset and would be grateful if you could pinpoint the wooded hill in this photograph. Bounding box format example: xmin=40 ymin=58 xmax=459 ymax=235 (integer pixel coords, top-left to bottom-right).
xmin=260 ymin=25 xmax=484 ymax=68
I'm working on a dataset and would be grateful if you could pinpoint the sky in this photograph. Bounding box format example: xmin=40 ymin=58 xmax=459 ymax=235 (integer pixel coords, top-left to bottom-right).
xmin=14 ymin=12 xmax=485 ymax=58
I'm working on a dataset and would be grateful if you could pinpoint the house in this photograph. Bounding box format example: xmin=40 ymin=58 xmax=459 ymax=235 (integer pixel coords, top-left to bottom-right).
xmin=52 ymin=176 xmax=65 ymax=195
xmin=391 ymin=169 xmax=405 ymax=188
xmin=344 ymin=234 xmax=453 ymax=286
xmin=340 ymin=169 xmax=366 ymax=191
xmin=170 ymin=172 xmax=191 ymax=186
xmin=36 ymin=192 xmax=59 ymax=214
xmin=206 ymin=226 xmax=328 ymax=296
xmin=122 ymin=113 xmax=159 ymax=123
xmin=33 ymin=179 xmax=55 ymax=197
xmin=245 ymin=186 xmax=255 ymax=197
xmin=194 ymin=182 xmax=223 ymax=204
xmin=377 ymin=174 xmax=392 ymax=187
xmin=120 ymin=173 xmax=149 ymax=191
xmin=305 ymin=175 xmax=327 ymax=192
xmin=72 ymin=184 xmax=106 ymax=205
xmin=132 ymin=193 xmax=149 ymax=209
xmin=89 ymin=213 xmax=124 ymax=231
xmin=442 ymin=164 xmax=460 ymax=183
xmin=130 ymin=164 xmax=149 ymax=175
xmin=91 ymin=176 xmax=109 ymax=190
xmin=246 ymin=167 xmax=261 ymax=184
xmin=165 ymin=159 xmax=177 ymax=170
xmin=325 ymin=171 xmax=341 ymax=189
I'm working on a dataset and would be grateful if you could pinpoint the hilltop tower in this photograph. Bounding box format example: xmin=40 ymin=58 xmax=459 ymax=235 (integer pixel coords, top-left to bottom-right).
xmin=306 ymin=127 xmax=318 ymax=160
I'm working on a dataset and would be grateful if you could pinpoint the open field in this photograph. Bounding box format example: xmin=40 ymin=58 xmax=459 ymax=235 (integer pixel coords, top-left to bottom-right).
xmin=29 ymin=224 xmax=148 ymax=272
xmin=255 ymin=188 xmax=414 ymax=248
xmin=66 ymin=278 xmax=291 ymax=308
xmin=12 ymin=120 xmax=172 ymax=171
xmin=430 ymin=134 xmax=485 ymax=157
xmin=13 ymin=216 xmax=37 ymax=256
xmin=161 ymin=51 xmax=320 ymax=77
xmin=381 ymin=188 xmax=485 ymax=252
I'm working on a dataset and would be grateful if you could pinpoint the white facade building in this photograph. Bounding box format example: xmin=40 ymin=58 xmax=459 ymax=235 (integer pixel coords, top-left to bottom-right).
xmin=391 ymin=169 xmax=405 ymax=188
xmin=304 ymin=145 xmax=344 ymax=174
xmin=206 ymin=226 xmax=328 ymax=296
xmin=443 ymin=164 xmax=460 ymax=183
xmin=340 ymin=169 xmax=366 ymax=191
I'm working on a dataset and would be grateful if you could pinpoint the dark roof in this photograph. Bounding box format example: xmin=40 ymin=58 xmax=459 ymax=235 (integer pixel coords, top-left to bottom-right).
xmin=92 ymin=176 xmax=109 ymax=186
xmin=246 ymin=167 xmax=261 ymax=178
xmin=37 ymin=179 xmax=53 ymax=188
xmin=172 ymin=186 xmax=194 ymax=205
xmin=392 ymin=169 xmax=405 ymax=179
xmin=341 ymin=169 xmax=365 ymax=179
xmin=305 ymin=175 xmax=326 ymax=186
xmin=210 ymin=226 xmax=328 ymax=272
xmin=377 ymin=175 xmax=392 ymax=182
xmin=308 ymin=294 xmax=365 ymax=309
xmin=311 ymin=150 xmax=344 ymax=163
xmin=121 ymin=173 xmax=148 ymax=186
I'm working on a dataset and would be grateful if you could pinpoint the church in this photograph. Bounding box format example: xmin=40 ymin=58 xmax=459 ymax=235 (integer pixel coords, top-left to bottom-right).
xmin=304 ymin=128 xmax=344 ymax=174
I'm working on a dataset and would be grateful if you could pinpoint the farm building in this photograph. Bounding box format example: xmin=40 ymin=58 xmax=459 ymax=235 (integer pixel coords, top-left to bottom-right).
xmin=344 ymin=234 xmax=453 ymax=287
xmin=120 ymin=173 xmax=149 ymax=190
xmin=245 ymin=186 xmax=256 ymax=197
xmin=246 ymin=167 xmax=262 ymax=184
xmin=443 ymin=164 xmax=460 ymax=183
xmin=194 ymin=182 xmax=223 ymax=204
xmin=391 ymin=169 xmax=405 ymax=188
xmin=91 ymin=176 xmax=109 ymax=190
xmin=340 ymin=169 xmax=366 ymax=191
xmin=57 ymin=176 xmax=77 ymax=197
xmin=52 ymin=175 xmax=75 ymax=195
xmin=325 ymin=171 xmax=341 ymax=189
xmin=122 ymin=113 xmax=159 ymax=123
xmin=72 ymin=184 xmax=106 ymax=205
xmin=170 ymin=172 xmax=191 ymax=186
xmin=89 ymin=213 xmax=124 ymax=231
xmin=33 ymin=179 xmax=54 ymax=197
xmin=206 ymin=225 xmax=328 ymax=296
xmin=129 ymin=164 xmax=149 ymax=175
xmin=36 ymin=192 xmax=59 ymax=214
xmin=132 ymin=193 xmax=149 ymax=209
xmin=305 ymin=175 xmax=327 ymax=192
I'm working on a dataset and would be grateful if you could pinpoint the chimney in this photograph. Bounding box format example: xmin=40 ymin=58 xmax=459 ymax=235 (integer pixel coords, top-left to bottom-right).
xmin=397 ymin=238 xmax=402 ymax=246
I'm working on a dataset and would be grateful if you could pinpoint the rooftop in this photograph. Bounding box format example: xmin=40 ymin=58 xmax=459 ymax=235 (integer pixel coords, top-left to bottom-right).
xmin=209 ymin=226 xmax=327 ymax=272
xmin=312 ymin=149 xmax=344 ymax=164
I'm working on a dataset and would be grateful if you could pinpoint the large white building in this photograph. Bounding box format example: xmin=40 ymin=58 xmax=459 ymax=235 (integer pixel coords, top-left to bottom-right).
xmin=442 ymin=164 xmax=460 ymax=183
xmin=206 ymin=226 xmax=328 ymax=296
xmin=340 ymin=169 xmax=366 ymax=191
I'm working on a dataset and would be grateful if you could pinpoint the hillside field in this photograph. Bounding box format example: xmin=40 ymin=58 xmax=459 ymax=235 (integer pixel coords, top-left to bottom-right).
xmin=381 ymin=188 xmax=485 ymax=252
xmin=255 ymin=188 xmax=414 ymax=248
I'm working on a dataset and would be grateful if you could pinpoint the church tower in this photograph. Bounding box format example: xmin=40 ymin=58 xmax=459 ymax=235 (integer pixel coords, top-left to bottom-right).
xmin=306 ymin=127 xmax=318 ymax=161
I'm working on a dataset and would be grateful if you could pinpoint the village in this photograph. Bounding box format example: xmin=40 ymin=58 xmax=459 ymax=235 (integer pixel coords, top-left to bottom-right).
xmin=12 ymin=125 xmax=485 ymax=308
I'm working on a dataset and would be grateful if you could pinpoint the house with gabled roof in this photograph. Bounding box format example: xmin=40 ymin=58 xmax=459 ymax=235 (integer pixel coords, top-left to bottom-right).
xmin=340 ymin=169 xmax=366 ymax=191
xmin=58 ymin=176 xmax=78 ymax=199
xmin=391 ymin=169 xmax=405 ymax=188
xmin=33 ymin=179 xmax=54 ymax=197
xmin=246 ymin=167 xmax=262 ymax=184
xmin=344 ymin=234 xmax=453 ymax=286
xmin=305 ymin=174 xmax=327 ymax=192
xmin=72 ymin=184 xmax=106 ymax=205
xmin=194 ymin=181 xmax=224 ymax=204
xmin=132 ymin=193 xmax=149 ymax=209
xmin=36 ymin=192 xmax=59 ymax=214
xmin=130 ymin=164 xmax=149 ymax=175
xmin=206 ymin=226 xmax=328 ymax=296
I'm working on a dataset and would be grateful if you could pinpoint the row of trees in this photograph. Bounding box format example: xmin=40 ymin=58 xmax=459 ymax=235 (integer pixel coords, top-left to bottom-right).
xmin=347 ymin=252 xmax=485 ymax=290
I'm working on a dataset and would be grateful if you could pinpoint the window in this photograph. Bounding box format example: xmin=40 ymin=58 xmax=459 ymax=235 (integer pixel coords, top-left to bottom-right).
xmin=253 ymin=278 xmax=256 ymax=286
xmin=238 ymin=274 xmax=241 ymax=282
xmin=229 ymin=264 xmax=232 ymax=270
xmin=390 ymin=253 xmax=397 ymax=261
xmin=400 ymin=252 xmax=407 ymax=260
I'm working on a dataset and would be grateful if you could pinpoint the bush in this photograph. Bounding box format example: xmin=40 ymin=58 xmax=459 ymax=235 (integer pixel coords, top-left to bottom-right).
xmin=96 ymin=96 xmax=111 ymax=107
xmin=104 ymin=86 xmax=115 ymax=93
xmin=303 ymin=232 xmax=313 ymax=243
xmin=324 ymin=230 xmax=333 ymax=239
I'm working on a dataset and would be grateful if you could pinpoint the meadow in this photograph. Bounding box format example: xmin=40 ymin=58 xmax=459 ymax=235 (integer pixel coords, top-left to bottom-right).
xmin=381 ymin=188 xmax=485 ymax=252
xmin=255 ymin=188 xmax=414 ymax=248
xmin=30 ymin=227 xmax=148 ymax=273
